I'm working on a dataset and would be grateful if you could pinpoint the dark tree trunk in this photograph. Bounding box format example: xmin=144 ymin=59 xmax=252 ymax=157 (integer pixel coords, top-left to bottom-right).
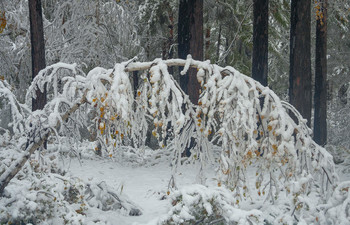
xmin=314 ymin=0 xmax=327 ymax=146
xmin=252 ymin=0 xmax=268 ymax=87
xmin=29 ymin=0 xmax=47 ymax=111
xmin=188 ymin=0 xmax=203 ymax=104
xmin=205 ymin=27 xmax=211 ymax=60
xmin=178 ymin=0 xmax=191 ymax=94
xmin=133 ymin=71 xmax=139 ymax=98
xmin=216 ymin=24 xmax=222 ymax=62
xmin=289 ymin=0 xmax=312 ymax=127
xmin=178 ymin=0 xmax=203 ymax=104
xmin=178 ymin=0 xmax=203 ymax=156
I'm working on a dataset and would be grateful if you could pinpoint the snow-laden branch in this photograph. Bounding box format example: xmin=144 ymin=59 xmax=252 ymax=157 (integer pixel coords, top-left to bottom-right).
xmin=0 ymin=57 xmax=337 ymax=218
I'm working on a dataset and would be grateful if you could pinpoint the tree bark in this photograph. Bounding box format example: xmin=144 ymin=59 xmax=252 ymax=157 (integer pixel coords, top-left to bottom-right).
xmin=178 ymin=0 xmax=203 ymax=104
xmin=205 ymin=27 xmax=211 ymax=60
xmin=188 ymin=0 xmax=203 ymax=104
xmin=252 ymin=0 xmax=268 ymax=87
xmin=178 ymin=0 xmax=191 ymax=94
xmin=314 ymin=0 xmax=327 ymax=146
xmin=29 ymin=0 xmax=47 ymax=111
xmin=289 ymin=0 xmax=312 ymax=127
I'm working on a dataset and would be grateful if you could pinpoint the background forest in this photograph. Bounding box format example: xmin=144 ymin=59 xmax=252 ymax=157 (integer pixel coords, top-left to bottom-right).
xmin=1 ymin=0 xmax=349 ymax=150
xmin=0 ymin=0 xmax=350 ymax=224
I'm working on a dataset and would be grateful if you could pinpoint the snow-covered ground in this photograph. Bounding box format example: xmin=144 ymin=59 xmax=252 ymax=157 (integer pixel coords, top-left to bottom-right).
xmin=67 ymin=148 xmax=217 ymax=224
xmin=64 ymin=144 xmax=350 ymax=225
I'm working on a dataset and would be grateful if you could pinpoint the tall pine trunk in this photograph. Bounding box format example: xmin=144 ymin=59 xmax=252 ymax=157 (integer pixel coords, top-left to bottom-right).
xmin=252 ymin=0 xmax=268 ymax=87
xmin=178 ymin=0 xmax=203 ymax=156
xmin=178 ymin=0 xmax=203 ymax=104
xmin=178 ymin=0 xmax=191 ymax=94
xmin=289 ymin=0 xmax=312 ymax=127
xmin=188 ymin=0 xmax=203 ymax=104
xmin=29 ymin=0 xmax=47 ymax=111
xmin=314 ymin=0 xmax=327 ymax=146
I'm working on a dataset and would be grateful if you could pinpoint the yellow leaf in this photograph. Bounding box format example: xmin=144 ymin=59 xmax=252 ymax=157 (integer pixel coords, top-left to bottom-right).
xmin=217 ymin=182 xmax=221 ymax=187
xmin=272 ymin=144 xmax=277 ymax=151
xmin=267 ymin=125 xmax=272 ymax=131
xmin=247 ymin=151 xmax=252 ymax=158
xmin=152 ymin=130 xmax=157 ymax=137
xmin=167 ymin=191 xmax=170 ymax=195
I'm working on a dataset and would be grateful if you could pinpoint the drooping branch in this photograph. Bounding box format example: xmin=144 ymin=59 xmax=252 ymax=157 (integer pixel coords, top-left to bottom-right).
xmin=0 ymin=92 xmax=87 ymax=196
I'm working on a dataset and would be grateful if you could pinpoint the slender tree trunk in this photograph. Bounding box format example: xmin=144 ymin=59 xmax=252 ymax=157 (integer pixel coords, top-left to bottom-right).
xmin=133 ymin=71 xmax=139 ymax=98
xmin=29 ymin=0 xmax=47 ymax=111
xmin=178 ymin=0 xmax=191 ymax=94
xmin=252 ymin=0 xmax=268 ymax=87
xmin=168 ymin=11 xmax=174 ymax=74
xmin=289 ymin=0 xmax=312 ymax=127
xmin=205 ymin=27 xmax=211 ymax=60
xmin=188 ymin=0 xmax=203 ymax=104
xmin=314 ymin=0 xmax=327 ymax=146
xmin=217 ymin=24 xmax=222 ymax=62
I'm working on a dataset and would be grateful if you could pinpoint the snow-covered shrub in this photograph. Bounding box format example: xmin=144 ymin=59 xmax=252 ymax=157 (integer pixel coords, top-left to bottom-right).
xmin=0 ymin=145 xmax=141 ymax=224
xmin=161 ymin=184 xmax=263 ymax=225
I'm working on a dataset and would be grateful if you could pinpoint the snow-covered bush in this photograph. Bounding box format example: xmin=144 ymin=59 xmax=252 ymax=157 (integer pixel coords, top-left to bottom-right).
xmin=0 ymin=145 xmax=141 ymax=224
xmin=161 ymin=184 xmax=263 ymax=224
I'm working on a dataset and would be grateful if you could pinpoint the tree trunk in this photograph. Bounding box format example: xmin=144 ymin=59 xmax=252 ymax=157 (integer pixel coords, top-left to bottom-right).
xmin=188 ymin=0 xmax=203 ymax=104
xmin=252 ymin=0 xmax=268 ymax=87
xmin=216 ymin=24 xmax=222 ymax=62
xmin=29 ymin=0 xmax=47 ymax=111
xmin=205 ymin=27 xmax=211 ymax=60
xmin=289 ymin=0 xmax=312 ymax=127
xmin=178 ymin=0 xmax=203 ymax=156
xmin=178 ymin=0 xmax=203 ymax=104
xmin=178 ymin=0 xmax=191 ymax=94
xmin=314 ymin=0 xmax=327 ymax=146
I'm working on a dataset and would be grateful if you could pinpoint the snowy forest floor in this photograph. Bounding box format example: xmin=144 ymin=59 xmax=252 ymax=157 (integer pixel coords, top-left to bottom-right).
xmin=64 ymin=142 xmax=350 ymax=225
xmin=67 ymin=144 xmax=217 ymax=224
